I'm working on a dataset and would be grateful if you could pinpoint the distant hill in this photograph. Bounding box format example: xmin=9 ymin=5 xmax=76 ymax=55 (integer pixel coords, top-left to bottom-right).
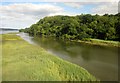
xmin=0 ymin=28 xmax=19 ymax=31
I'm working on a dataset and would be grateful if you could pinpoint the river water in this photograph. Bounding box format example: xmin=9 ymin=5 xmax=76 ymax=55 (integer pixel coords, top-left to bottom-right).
xmin=18 ymin=32 xmax=118 ymax=81
xmin=1 ymin=31 xmax=118 ymax=81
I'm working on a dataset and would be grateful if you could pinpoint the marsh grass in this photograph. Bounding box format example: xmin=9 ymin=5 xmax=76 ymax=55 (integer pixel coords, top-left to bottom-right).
xmin=73 ymin=38 xmax=119 ymax=47
xmin=0 ymin=34 xmax=2 ymax=82
xmin=2 ymin=33 xmax=97 ymax=81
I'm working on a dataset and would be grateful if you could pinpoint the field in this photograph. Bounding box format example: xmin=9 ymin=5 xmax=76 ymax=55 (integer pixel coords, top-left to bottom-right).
xmin=1 ymin=33 xmax=97 ymax=81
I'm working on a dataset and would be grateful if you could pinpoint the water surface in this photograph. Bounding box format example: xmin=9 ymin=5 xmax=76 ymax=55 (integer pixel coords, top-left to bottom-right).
xmin=19 ymin=33 xmax=118 ymax=81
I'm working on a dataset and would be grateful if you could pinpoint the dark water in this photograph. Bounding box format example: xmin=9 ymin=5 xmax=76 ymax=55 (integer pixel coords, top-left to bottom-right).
xmin=18 ymin=33 xmax=118 ymax=81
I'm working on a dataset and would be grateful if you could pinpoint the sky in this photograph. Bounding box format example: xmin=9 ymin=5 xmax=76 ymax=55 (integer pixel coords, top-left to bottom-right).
xmin=0 ymin=0 xmax=119 ymax=29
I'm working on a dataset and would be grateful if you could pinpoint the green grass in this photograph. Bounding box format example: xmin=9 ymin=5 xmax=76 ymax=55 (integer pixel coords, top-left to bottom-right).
xmin=72 ymin=38 xmax=119 ymax=47
xmin=1 ymin=33 xmax=97 ymax=81
xmin=0 ymin=34 xmax=2 ymax=82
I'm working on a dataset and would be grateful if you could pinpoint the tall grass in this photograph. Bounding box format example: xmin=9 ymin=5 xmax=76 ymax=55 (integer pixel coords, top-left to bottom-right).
xmin=0 ymin=34 xmax=2 ymax=82
xmin=73 ymin=38 xmax=119 ymax=47
xmin=2 ymin=33 xmax=97 ymax=81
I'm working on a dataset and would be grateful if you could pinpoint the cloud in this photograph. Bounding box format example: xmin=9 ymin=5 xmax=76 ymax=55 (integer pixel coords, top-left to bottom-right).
xmin=63 ymin=2 xmax=118 ymax=15
xmin=49 ymin=12 xmax=80 ymax=16
xmin=118 ymin=2 xmax=120 ymax=13
xmin=78 ymin=0 xmax=119 ymax=2
xmin=63 ymin=2 xmax=83 ymax=9
xmin=1 ymin=0 xmax=119 ymax=2
xmin=92 ymin=2 xmax=118 ymax=15
xmin=0 ymin=3 xmax=63 ymax=18
xmin=0 ymin=3 xmax=64 ymax=29
xmin=0 ymin=2 xmax=119 ymax=29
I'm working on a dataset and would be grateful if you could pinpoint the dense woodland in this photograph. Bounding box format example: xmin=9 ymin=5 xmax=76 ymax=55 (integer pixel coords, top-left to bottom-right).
xmin=20 ymin=13 xmax=120 ymax=41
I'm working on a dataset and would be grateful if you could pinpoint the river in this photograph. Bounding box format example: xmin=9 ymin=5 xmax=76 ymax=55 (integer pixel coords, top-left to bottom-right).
xmin=1 ymin=30 xmax=118 ymax=81
xmin=18 ymin=32 xmax=118 ymax=81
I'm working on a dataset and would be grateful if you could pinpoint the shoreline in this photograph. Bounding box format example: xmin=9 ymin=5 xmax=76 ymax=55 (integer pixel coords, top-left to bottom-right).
xmin=71 ymin=39 xmax=119 ymax=48
xmin=15 ymin=32 xmax=119 ymax=48
xmin=1 ymin=33 xmax=97 ymax=81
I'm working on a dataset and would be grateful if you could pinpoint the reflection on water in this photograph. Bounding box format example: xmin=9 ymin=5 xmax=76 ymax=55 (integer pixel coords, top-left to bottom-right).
xmin=19 ymin=32 xmax=118 ymax=81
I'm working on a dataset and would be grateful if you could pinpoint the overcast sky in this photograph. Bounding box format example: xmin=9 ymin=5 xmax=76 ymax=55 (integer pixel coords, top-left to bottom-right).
xmin=0 ymin=0 xmax=119 ymax=29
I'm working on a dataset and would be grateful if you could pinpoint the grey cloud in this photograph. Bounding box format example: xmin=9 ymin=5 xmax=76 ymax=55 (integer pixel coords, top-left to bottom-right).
xmin=1 ymin=0 xmax=119 ymax=2
xmin=0 ymin=3 xmax=63 ymax=17
xmin=92 ymin=2 xmax=118 ymax=15
xmin=0 ymin=3 xmax=63 ymax=29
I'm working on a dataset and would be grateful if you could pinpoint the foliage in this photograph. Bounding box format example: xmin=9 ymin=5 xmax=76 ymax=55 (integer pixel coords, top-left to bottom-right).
xmin=20 ymin=13 xmax=120 ymax=41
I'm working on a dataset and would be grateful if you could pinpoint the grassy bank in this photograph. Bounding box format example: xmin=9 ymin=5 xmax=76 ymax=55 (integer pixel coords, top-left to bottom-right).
xmin=0 ymin=34 xmax=2 ymax=82
xmin=72 ymin=38 xmax=119 ymax=47
xmin=1 ymin=33 xmax=97 ymax=81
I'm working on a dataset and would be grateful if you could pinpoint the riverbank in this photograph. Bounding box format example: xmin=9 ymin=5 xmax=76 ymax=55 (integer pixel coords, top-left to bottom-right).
xmin=71 ymin=38 xmax=119 ymax=47
xmin=1 ymin=33 xmax=97 ymax=81
xmin=0 ymin=34 xmax=2 ymax=82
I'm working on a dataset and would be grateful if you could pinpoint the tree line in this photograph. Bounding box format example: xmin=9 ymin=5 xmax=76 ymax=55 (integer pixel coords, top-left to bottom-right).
xmin=19 ymin=13 xmax=120 ymax=41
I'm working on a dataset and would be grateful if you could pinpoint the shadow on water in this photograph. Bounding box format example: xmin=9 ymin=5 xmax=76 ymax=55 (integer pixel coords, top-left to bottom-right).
xmin=19 ymin=33 xmax=118 ymax=81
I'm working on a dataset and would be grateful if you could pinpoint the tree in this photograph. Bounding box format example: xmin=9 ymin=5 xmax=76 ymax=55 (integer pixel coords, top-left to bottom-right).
xmin=19 ymin=13 xmax=119 ymax=41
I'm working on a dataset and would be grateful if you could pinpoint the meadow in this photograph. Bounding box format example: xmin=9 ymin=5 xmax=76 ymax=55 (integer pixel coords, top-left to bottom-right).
xmin=1 ymin=33 xmax=97 ymax=81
